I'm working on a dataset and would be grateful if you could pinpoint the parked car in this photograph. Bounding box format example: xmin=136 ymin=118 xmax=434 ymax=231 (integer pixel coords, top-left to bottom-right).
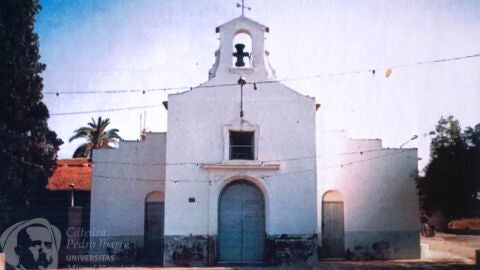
xmin=448 ymin=218 xmax=480 ymax=230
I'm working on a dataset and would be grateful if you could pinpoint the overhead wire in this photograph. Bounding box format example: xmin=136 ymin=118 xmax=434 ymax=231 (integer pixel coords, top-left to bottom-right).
xmin=50 ymin=104 xmax=165 ymax=116
xmin=90 ymin=149 xmax=413 ymax=183
xmin=44 ymin=52 xmax=480 ymax=116
xmin=90 ymin=147 xmax=401 ymax=167
xmin=44 ymin=52 xmax=480 ymax=96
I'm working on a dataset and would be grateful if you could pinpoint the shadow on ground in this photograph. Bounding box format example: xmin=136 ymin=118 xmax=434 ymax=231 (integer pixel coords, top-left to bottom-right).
xmin=315 ymin=260 xmax=477 ymax=269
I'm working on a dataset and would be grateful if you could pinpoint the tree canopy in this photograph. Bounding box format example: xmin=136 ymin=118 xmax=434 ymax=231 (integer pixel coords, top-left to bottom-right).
xmin=0 ymin=0 xmax=63 ymax=228
xmin=69 ymin=116 xmax=122 ymax=158
xmin=417 ymin=116 xmax=480 ymax=219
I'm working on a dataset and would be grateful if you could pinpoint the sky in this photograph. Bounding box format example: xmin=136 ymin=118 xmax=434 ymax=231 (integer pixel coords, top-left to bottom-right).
xmin=36 ymin=0 xmax=480 ymax=171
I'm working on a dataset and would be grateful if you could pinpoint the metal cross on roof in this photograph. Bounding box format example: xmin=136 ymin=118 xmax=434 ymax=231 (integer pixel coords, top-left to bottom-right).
xmin=236 ymin=0 xmax=251 ymax=16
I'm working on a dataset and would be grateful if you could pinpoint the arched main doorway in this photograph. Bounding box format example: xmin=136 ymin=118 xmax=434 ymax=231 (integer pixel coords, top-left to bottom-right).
xmin=321 ymin=190 xmax=345 ymax=258
xmin=218 ymin=180 xmax=265 ymax=264
xmin=144 ymin=191 xmax=164 ymax=265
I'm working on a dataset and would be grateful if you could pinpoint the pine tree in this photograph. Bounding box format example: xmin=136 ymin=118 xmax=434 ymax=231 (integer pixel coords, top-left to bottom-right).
xmin=417 ymin=116 xmax=480 ymax=222
xmin=0 ymin=0 xmax=63 ymax=229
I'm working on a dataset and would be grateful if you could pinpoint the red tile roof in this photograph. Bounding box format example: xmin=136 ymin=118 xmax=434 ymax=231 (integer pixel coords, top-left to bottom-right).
xmin=47 ymin=158 xmax=92 ymax=191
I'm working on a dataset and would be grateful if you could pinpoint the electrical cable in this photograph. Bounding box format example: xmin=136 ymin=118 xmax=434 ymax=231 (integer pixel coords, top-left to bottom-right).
xmin=44 ymin=52 xmax=480 ymax=97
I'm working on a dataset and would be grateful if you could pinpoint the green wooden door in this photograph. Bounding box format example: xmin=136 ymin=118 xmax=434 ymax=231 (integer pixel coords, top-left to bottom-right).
xmin=322 ymin=201 xmax=345 ymax=258
xmin=218 ymin=181 xmax=265 ymax=263
xmin=145 ymin=202 xmax=164 ymax=265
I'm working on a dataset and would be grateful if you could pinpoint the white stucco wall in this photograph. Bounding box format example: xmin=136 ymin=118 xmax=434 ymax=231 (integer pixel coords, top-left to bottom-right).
xmin=164 ymin=16 xmax=317 ymax=239
xmin=90 ymin=133 xmax=166 ymax=237
xmin=164 ymin=81 xmax=318 ymax=237
xmin=85 ymin=14 xmax=421 ymax=263
xmin=317 ymin=131 xmax=420 ymax=258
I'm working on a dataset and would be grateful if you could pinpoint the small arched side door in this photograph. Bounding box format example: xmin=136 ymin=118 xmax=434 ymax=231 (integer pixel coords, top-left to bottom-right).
xmin=145 ymin=191 xmax=164 ymax=265
xmin=322 ymin=190 xmax=345 ymax=258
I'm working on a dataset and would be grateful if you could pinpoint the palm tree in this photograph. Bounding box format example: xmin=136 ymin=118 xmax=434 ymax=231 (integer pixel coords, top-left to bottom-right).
xmin=69 ymin=117 xmax=122 ymax=158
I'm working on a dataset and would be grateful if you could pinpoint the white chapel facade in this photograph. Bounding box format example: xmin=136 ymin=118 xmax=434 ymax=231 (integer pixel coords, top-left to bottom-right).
xmin=90 ymin=15 xmax=420 ymax=267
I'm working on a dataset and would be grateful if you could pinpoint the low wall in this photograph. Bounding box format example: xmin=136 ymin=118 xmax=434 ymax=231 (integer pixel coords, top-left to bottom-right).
xmin=344 ymin=230 xmax=420 ymax=260
xmin=164 ymin=235 xmax=212 ymax=267
xmin=164 ymin=234 xmax=317 ymax=267
xmin=267 ymin=234 xmax=317 ymax=266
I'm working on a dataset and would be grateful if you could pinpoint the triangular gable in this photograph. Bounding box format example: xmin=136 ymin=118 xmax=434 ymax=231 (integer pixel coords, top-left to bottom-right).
xmin=216 ymin=16 xmax=269 ymax=33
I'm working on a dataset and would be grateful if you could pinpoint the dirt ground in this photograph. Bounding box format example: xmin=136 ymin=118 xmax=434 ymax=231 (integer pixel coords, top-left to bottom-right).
xmin=53 ymin=233 xmax=480 ymax=270
xmin=307 ymin=232 xmax=480 ymax=269
xmin=313 ymin=232 xmax=480 ymax=269
xmin=421 ymin=232 xmax=480 ymax=263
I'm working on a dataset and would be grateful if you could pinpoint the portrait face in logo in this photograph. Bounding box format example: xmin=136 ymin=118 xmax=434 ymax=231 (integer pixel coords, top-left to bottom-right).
xmin=0 ymin=218 xmax=61 ymax=270
xmin=15 ymin=225 xmax=54 ymax=269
